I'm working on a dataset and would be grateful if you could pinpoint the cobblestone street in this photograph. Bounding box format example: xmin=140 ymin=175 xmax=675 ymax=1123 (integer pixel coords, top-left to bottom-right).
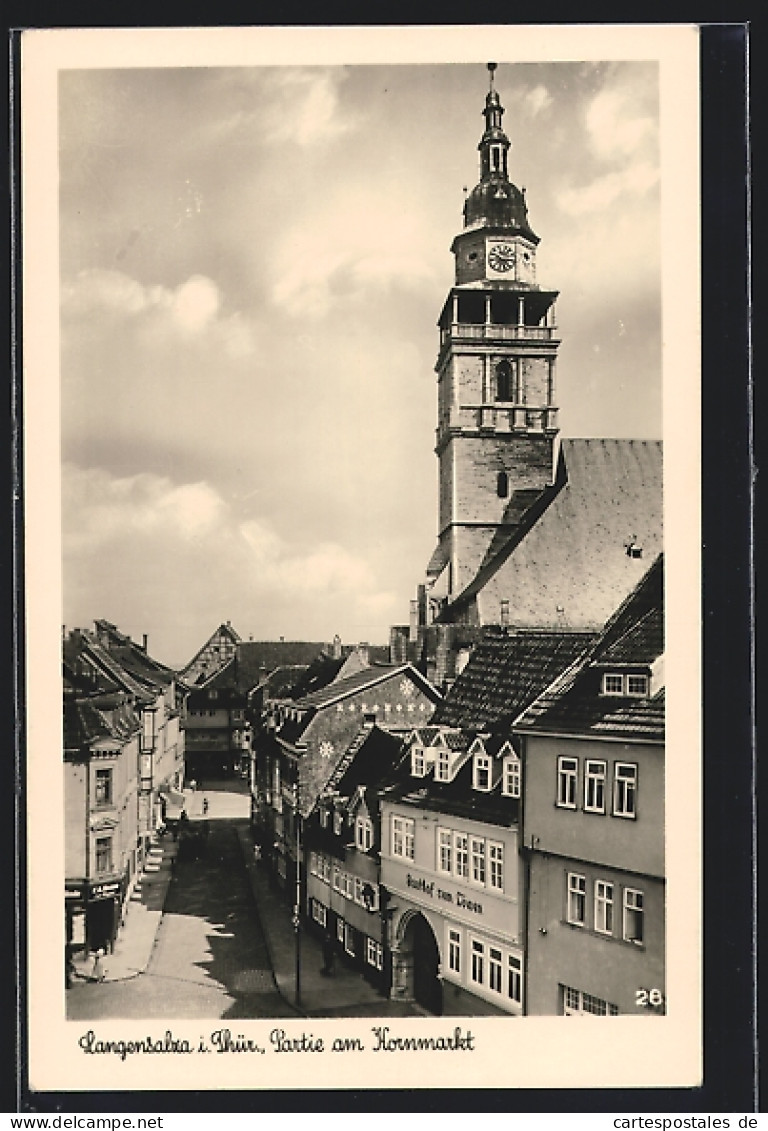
xmin=67 ymin=788 xmax=295 ymax=1021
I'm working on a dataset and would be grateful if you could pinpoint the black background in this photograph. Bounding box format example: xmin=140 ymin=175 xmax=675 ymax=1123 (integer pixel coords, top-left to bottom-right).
xmin=4 ymin=15 xmax=755 ymax=1115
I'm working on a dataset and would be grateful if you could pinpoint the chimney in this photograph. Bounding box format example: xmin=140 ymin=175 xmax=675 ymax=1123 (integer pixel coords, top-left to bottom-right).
xmin=409 ymin=599 xmax=419 ymax=642
xmin=142 ymin=633 xmax=148 ymax=652
xmin=358 ymin=642 xmax=370 ymax=667
xmin=331 ymin=634 xmax=342 ymax=660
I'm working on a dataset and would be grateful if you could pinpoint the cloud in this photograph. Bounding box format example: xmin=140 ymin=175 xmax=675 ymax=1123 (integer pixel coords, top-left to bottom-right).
xmin=556 ymin=160 xmax=659 ymax=216
xmin=261 ymin=68 xmax=353 ymax=147
xmin=585 ymin=86 xmax=655 ymax=162
xmin=523 ymin=85 xmax=553 ymax=117
xmin=62 ymin=269 xmax=257 ymax=360
xmin=63 ymin=466 xmax=227 ymax=553
xmin=63 ymin=463 xmax=397 ymax=659
xmin=271 ymin=194 xmax=438 ymax=318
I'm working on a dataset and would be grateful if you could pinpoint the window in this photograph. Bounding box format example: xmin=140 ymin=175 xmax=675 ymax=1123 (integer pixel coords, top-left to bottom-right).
xmin=319 ymin=807 xmax=329 ymax=830
xmin=584 ymin=760 xmax=606 ymax=813
xmin=344 ymin=924 xmax=356 ymax=957
xmin=454 ymin=832 xmax=469 ymax=879
xmin=311 ymin=899 xmax=327 ymax=927
xmin=603 ymin=672 xmax=649 ymax=697
xmin=333 ymin=810 xmax=344 ymax=836
xmin=437 ymin=828 xmax=452 ymax=874
xmin=411 ymin=746 xmax=426 ymax=776
xmin=488 ymin=841 xmax=504 ymax=891
xmin=366 ymin=938 xmax=383 ymax=970
xmin=321 ymin=857 xmax=331 ymax=884
xmin=567 ymin=872 xmax=586 ymax=925
xmin=557 ymin=756 xmax=578 ymax=808
xmin=94 ymin=768 xmax=112 ymax=805
xmin=336 ymin=918 xmax=345 ymax=944
xmin=508 ymin=953 xmax=522 ymax=1004
xmin=562 ymin=985 xmax=619 ymax=1016
xmin=613 ymin=763 xmax=637 ymax=818
xmin=470 ymin=837 xmax=486 ymax=885
xmin=448 ymin=929 xmax=461 ymax=975
xmin=623 ymin=888 xmax=644 ymax=944
xmin=496 ymin=360 xmax=513 ymax=401
xmin=391 ymin=815 xmax=415 ymax=860
xmin=471 ymin=939 xmax=485 ymax=985
xmin=95 ymin=836 xmax=112 ymax=874
xmin=141 ymin=709 xmax=155 ymax=753
xmin=473 ymin=754 xmax=492 ymax=791
xmin=332 ymin=866 xmax=341 ymax=893
xmin=489 ymin=947 xmax=503 ymax=993
xmin=355 ymin=817 xmax=373 ymax=851
xmin=435 ymin=749 xmax=451 ymax=782
xmin=503 ymin=755 xmax=521 ymax=797
xmin=602 ymin=673 xmax=625 ymax=695
xmin=309 ymin=852 xmax=318 ymax=876
xmin=594 ymin=880 xmax=614 ymax=934
xmin=496 ymin=471 xmax=509 ymax=498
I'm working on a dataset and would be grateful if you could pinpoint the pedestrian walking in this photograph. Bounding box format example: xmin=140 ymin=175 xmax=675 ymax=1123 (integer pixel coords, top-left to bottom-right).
xmin=321 ymin=929 xmax=335 ymax=977
xmin=253 ymin=844 xmax=261 ymax=865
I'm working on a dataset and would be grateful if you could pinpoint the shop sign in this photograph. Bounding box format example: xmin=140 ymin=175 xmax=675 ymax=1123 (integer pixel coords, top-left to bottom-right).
xmin=65 ymin=881 xmax=85 ymax=901
xmin=89 ymin=879 xmax=122 ymax=901
xmin=406 ymin=872 xmax=485 ymax=916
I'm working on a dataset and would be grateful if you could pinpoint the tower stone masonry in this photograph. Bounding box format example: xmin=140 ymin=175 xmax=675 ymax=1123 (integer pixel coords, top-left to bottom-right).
xmin=429 ymin=63 xmax=560 ymax=606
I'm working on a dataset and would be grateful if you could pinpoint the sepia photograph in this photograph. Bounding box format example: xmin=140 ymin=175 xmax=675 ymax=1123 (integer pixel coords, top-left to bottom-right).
xmin=22 ymin=24 xmax=702 ymax=1094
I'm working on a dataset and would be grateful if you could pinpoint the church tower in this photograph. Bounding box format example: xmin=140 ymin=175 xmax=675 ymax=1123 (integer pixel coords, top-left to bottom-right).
xmin=425 ymin=64 xmax=560 ymax=615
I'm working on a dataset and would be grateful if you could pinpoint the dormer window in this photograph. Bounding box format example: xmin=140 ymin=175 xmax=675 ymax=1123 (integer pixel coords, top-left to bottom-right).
xmin=435 ymin=748 xmax=451 ymax=782
xmin=319 ymin=807 xmax=329 ymax=830
xmin=473 ymin=754 xmax=492 ymax=791
xmin=333 ymin=810 xmax=344 ymax=836
xmin=411 ymin=746 xmax=427 ymax=777
xmin=502 ymin=755 xmax=521 ymax=798
xmin=602 ymin=673 xmax=650 ymax=697
xmin=355 ymin=816 xmax=373 ymax=852
xmin=602 ymin=674 xmax=625 ymax=696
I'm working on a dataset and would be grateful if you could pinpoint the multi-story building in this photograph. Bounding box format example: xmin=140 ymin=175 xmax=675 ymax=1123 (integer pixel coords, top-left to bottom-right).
xmin=182 ymin=638 xmax=334 ymax=781
xmin=63 ymin=622 xmax=185 ymax=957
xmin=513 ymin=555 xmax=665 ymax=1016
xmin=305 ymin=722 xmax=404 ymax=993
xmin=256 ymin=661 xmax=442 ymax=901
xmin=378 ymin=628 xmax=593 ymax=1015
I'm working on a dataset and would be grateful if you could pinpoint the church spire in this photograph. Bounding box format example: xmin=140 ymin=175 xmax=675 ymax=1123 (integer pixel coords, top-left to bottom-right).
xmin=479 ymin=62 xmax=510 ymax=181
xmin=462 ymin=63 xmax=537 ymax=242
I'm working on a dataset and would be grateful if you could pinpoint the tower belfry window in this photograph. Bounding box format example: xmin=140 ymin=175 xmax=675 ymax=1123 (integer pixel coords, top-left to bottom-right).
xmin=497 ymin=471 xmax=509 ymax=498
xmin=496 ymin=361 xmax=513 ymax=402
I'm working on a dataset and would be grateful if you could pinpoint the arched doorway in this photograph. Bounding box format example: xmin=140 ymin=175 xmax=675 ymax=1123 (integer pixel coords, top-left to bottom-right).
xmin=401 ymin=912 xmax=442 ymax=1015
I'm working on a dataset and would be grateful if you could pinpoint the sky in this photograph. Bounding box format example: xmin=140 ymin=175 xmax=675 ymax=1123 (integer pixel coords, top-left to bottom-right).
xmin=58 ymin=56 xmax=661 ymax=666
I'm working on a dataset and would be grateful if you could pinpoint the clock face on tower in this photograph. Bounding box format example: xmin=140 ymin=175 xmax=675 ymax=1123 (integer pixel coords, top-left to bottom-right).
xmin=488 ymin=243 xmax=516 ymax=273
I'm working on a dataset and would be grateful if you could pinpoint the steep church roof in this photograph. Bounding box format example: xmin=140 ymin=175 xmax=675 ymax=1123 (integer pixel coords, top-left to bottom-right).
xmin=449 ymin=438 xmax=662 ymax=630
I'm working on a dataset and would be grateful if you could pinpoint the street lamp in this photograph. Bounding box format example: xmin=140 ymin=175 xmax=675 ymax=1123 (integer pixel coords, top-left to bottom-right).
xmin=293 ymin=813 xmax=302 ymax=1007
